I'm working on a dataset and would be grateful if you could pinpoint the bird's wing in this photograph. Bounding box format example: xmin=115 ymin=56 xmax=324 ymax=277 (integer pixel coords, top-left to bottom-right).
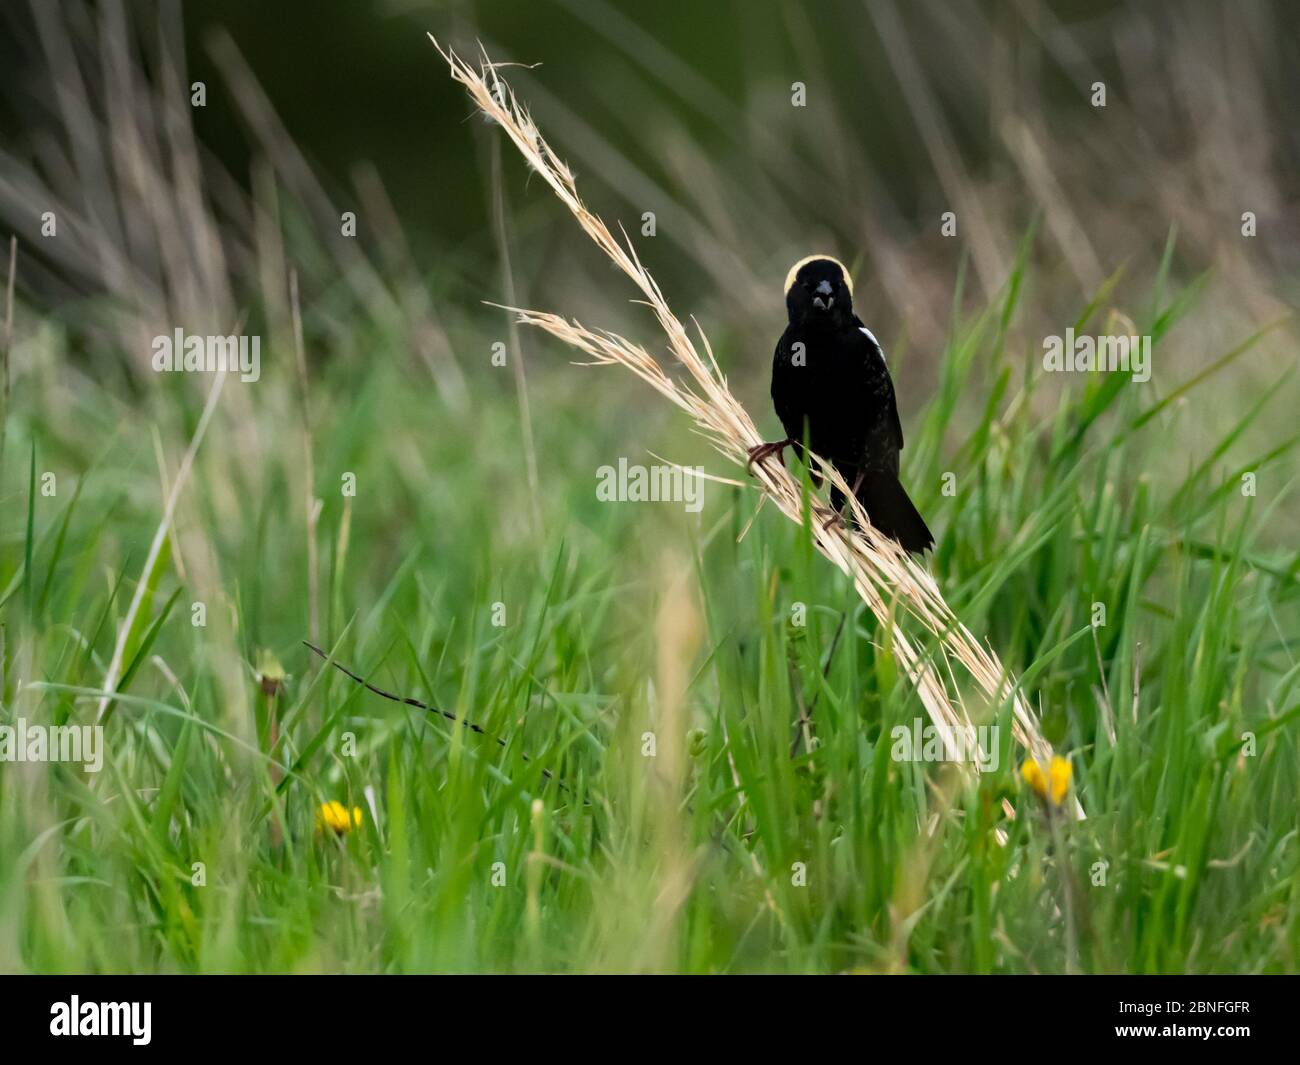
xmin=855 ymin=320 xmax=905 ymax=451
xmin=772 ymin=328 xmax=806 ymax=441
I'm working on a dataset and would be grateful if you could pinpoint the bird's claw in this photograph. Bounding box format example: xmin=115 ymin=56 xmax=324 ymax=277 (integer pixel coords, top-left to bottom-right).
xmin=746 ymin=438 xmax=794 ymax=474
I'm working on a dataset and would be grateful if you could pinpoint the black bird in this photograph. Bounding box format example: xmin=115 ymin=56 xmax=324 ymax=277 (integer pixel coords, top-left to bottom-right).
xmin=747 ymin=255 xmax=933 ymax=554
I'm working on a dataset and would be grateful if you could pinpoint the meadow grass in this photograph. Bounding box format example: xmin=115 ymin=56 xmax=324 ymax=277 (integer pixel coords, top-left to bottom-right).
xmin=2 ymin=225 xmax=1296 ymax=972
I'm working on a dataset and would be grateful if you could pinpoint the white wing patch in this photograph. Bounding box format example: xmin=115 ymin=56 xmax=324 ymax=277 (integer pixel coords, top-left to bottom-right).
xmin=860 ymin=326 xmax=885 ymax=363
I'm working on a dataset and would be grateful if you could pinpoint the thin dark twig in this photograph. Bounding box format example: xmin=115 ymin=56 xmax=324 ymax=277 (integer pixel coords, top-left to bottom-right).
xmin=809 ymin=611 xmax=848 ymax=715
xmin=302 ymin=640 xmax=559 ymax=785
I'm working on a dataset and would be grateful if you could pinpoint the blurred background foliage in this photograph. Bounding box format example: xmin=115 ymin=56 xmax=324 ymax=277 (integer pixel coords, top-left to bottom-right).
xmin=2 ymin=0 xmax=1297 ymax=393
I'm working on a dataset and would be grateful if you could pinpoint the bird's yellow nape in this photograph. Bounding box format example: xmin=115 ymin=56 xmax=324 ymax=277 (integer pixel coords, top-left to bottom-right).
xmin=784 ymin=254 xmax=853 ymax=297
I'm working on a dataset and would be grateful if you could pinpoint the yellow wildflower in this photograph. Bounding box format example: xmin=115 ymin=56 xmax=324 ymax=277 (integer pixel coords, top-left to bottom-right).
xmin=1021 ymin=756 xmax=1072 ymax=805
xmin=316 ymin=800 xmax=363 ymax=834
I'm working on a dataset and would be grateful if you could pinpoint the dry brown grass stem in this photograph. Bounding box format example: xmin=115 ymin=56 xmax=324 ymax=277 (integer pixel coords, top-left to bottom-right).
xmin=431 ymin=37 xmax=1081 ymax=819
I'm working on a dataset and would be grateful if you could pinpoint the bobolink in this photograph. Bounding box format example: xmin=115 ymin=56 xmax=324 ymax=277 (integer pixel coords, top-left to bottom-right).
xmin=748 ymin=255 xmax=933 ymax=554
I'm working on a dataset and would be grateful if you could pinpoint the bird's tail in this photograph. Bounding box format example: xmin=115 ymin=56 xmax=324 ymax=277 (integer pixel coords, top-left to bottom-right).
xmin=853 ymin=470 xmax=934 ymax=554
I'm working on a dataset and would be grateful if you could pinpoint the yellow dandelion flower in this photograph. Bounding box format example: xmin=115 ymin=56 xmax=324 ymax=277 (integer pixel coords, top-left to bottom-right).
xmin=316 ymin=800 xmax=363 ymax=834
xmin=1021 ymin=756 xmax=1072 ymax=805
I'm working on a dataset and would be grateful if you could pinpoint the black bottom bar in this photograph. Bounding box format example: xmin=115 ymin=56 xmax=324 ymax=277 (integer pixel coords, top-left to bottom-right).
xmin=3 ymin=973 xmax=1296 ymax=1051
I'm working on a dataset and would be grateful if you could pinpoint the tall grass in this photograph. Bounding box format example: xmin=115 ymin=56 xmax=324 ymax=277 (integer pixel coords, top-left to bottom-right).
xmin=4 ymin=227 xmax=1295 ymax=971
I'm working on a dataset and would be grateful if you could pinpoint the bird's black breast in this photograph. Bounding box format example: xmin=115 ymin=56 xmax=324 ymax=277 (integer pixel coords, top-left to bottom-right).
xmin=771 ymin=322 xmax=903 ymax=474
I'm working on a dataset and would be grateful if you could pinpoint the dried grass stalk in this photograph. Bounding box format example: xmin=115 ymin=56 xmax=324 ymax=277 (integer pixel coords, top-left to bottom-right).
xmin=431 ymin=37 xmax=1081 ymax=819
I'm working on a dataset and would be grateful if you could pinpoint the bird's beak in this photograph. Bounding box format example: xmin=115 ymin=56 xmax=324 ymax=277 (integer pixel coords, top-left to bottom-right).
xmin=812 ymin=280 xmax=834 ymax=311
